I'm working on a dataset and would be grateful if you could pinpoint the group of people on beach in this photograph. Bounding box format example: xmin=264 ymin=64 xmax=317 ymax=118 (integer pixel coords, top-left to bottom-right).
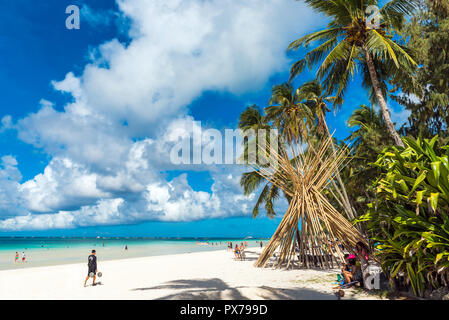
xmin=14 ymin=251 xmax=26 ymax=263
xmin=227 ymin=241 xmax=248 ymax=260
xmin=338 ymin=241 xmax=370 ymax=288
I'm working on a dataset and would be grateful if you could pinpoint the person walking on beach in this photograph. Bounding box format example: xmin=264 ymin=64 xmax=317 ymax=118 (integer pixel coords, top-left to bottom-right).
xmin=84 ymin=250 xmax=98 ymax=287
xmin=21 ymin=252 xmax=26 ymax=263
xmin=14 ymin=252 xmax=19 ymax=263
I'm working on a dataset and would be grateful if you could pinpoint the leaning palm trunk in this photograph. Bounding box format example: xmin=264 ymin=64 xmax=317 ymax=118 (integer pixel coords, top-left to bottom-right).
xmin=253 ymin=135 xmax=366 ymax=269
xmin=363 ymin=47 xmax=405 ymax=147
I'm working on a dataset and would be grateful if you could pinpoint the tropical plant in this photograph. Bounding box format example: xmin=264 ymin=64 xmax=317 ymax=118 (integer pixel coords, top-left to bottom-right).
xmin=265 ymin=83 xmax=314 ymax=144
xmin=393 ymin=0 xmax=449 ymax=141
xmin=298 ymin=80 xmax=337 ymax=137
xmin=343 ymin=105 xmax=393 ymax=212
xmin=238 ymin=105 xmax=282 ymax=218
xmin=298 ymin=80 xmax=357 ymax=219
xmin=356 ymin=136 xmax=449 ymax=296
xmin=288 ymin=0 xmax=418 ymax=147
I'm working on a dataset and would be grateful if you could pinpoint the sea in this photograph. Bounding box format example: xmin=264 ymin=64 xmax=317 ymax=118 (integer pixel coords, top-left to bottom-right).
xmin=0 ymin=237 xmax=267 ymax=270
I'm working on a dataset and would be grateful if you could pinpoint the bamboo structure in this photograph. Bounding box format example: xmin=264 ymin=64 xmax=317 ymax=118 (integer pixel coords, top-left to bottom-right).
xmin=252 ymin=135 xmax=366 ymax=269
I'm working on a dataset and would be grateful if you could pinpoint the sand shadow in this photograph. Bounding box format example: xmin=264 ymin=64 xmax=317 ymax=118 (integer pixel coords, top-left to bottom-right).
xmin=131 ymin=278 xmax=336 ymax=300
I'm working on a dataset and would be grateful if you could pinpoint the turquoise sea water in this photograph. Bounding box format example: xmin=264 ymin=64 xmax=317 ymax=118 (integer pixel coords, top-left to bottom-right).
xmin=0 ymin=237 xmax=267 ymax=270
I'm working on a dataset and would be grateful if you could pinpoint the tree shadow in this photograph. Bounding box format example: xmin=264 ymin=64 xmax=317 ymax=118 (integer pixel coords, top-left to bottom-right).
xmin=131 ymin=278 xmax=336 ymax=300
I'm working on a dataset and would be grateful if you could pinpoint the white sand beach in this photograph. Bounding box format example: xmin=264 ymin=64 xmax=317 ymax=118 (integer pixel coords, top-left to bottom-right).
xmin=0 ymin=247 xmax=381 ymax=300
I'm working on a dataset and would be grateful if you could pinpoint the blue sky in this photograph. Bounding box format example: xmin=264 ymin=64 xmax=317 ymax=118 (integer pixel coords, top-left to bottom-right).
xmin=0 ymin=0 xmax=408 ymax=237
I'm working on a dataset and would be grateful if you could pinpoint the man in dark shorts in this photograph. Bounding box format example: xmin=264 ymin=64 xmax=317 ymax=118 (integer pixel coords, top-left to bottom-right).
xmin=84 ymin=250 xmax=98 ymax=287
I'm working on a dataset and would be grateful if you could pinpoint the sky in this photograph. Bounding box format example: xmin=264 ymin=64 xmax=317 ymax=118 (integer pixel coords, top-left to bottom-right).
xmin=0 ymin=0 xmax=410 ymax=237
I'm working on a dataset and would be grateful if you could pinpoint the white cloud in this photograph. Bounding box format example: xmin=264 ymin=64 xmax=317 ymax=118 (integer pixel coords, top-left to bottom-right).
xmin=0 ymin=0 xmax=320 ymax=230
xmin=0 ymin=156 xmax=25 ymax=218
xmin=0 ymin=115 xmax=13 ymax=132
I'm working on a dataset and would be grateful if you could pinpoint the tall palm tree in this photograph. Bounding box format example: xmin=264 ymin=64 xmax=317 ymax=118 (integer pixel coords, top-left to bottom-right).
xmin=238 ymin=105 xmax=281 ymax=218
xmin=288 ymin=0 xmax=418 ymax=147
xmin=298 ymin=80 xmax=357 ymax=219
xmin=297 ymin=80 xmax=338 ymax=136
xmin=265 ymin=83 xmax=314 ymax=144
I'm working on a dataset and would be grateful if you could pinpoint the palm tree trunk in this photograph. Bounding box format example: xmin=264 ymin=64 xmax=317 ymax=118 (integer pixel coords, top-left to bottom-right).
xmin=363 ymin=46 xmax=404 ymax=147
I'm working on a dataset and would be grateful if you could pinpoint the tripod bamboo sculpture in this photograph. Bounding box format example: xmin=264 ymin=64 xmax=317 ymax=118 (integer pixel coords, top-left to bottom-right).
xmin=253 ymin=135 xmax=366 ymax=269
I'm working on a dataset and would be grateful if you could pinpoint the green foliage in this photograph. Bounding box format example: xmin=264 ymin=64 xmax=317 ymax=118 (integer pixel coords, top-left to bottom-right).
xmin=288 ymin=0 xmax=417 ymax=102
xmin=238 ymin=106 xmax=281 ymax=218
xmin=394 ymin=0 xmax=449 ymax=140
xmin=356 ymin=136 xmax=449 ymax=296
xmin=341 ymin=105 xmax=394 ymax=213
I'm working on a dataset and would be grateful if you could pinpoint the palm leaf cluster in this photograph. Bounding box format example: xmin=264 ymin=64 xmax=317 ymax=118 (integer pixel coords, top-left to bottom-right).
xmin=288 ymin=0 xmax=418 ymax=146
xmin=238 ymin=81 xmax=355 ymax=219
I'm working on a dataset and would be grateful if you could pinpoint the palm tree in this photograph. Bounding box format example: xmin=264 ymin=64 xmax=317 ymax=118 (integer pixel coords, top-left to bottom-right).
xmin=297 ymin=80 xmax=338 ymax=136
xmin=265 ymin=83 xmax=314 ymax=144
xmin=347 ymin=104 xmax=392 ymax=152
xmin=298 ymin=80 xmax=357 ymax=219
xmin=343 ymin=104 xmax=394 ymax=213
xmin=288 ymin=0 xmax=418 ymax=147
xmin=238 ymin=105 xmax=282 ymax=218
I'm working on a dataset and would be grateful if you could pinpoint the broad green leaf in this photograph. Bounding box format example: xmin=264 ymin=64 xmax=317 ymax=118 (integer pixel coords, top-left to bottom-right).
xmin=429 ymin=192 xmax=439 ymax=211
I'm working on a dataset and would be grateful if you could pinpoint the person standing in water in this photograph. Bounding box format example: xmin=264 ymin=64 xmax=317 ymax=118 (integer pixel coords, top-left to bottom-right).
xmin=84 ymin=250 xmax=98 ymax=287
xmin=125 ymin=245 xmax=128 ymax=250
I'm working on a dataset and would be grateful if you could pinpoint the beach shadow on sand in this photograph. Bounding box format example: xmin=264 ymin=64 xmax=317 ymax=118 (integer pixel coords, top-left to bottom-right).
xmin=131 ymin=278 xmax=335 ymax=300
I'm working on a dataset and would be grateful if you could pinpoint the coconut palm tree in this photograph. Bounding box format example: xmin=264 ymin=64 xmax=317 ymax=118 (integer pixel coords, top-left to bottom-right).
xmin=238 ymin=105 xmax=282 ymax=218
xmin=344 ymin=104 xmax=394 ymax=212
xmin=297 ymin=80 xmax=338 ymax=137
xmin=288 ymin=0 xmax=418 ymax=147
xmin=297 ymin=80 xmax=357 ymax=219
xmin=347 ymin=104 xmax=392 ymax=152
xmin=263 ymin=80 xmax=357 ymax=219
xmin=265 ymin=83 xmax=314 ymax=144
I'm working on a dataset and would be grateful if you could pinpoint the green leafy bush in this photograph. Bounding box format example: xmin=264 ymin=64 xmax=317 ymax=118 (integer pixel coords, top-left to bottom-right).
xmin=357 ymin=136 xmax=449 ymax=297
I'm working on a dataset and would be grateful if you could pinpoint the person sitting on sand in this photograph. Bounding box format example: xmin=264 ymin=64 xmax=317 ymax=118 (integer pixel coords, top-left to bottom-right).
xmin=342 ymin=254 xmax=363 ymax=286
xmin=341 ymin=254 xmax=350 ymax=272
xmin=355 ymin=241 xmax=370 ymax=263
xmin=84 ymin=250 xmax=98 ymax=287
xmin=234 ymin=244 xmax=240 ymax=259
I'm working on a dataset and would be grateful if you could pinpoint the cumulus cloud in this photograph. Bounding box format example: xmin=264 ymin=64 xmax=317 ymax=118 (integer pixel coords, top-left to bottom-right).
xmin=0 ymin=156 xmax=25 ymax=218
xmin=0 ymin=0 xmax=320 ymax=230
